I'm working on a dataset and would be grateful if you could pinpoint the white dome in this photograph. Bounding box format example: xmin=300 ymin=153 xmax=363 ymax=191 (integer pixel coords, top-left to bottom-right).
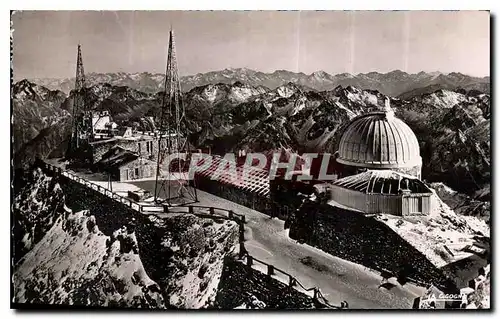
xmin=337 ymin=112 xmax=422 ymax=169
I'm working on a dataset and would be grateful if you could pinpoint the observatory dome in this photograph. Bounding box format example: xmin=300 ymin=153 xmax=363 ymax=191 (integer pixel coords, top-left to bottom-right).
xmin=337 ymin=110 xmax=422 ymax=173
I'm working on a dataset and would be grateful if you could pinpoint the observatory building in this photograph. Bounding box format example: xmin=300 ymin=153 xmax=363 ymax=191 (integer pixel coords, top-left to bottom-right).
xmin=330 ymin=170 xmax=432 ymax=216
xmin=336 ymin=99 xmax=422 ymax=179
xmin=330 ymin=99 xmax=432 ymax=216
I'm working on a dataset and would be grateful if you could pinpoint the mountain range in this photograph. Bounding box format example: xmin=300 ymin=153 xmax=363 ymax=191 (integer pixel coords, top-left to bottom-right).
xmin=12 ymin=77 xmax=490 ymax=200
xmin=28 ymin=69 xmax=490 ymax=97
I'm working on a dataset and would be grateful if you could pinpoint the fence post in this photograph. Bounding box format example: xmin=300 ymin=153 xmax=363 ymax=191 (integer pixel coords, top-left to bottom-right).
xmin=209 ymin=207 xmax=215 ymax=215
xmin=228 ymin=210 xmax=234 ymax=219
xmin=139 ymin=205 xmax=143 ymax=212
xmin=239 ymin=223 xmax=245 ymax=243
xmin=163 ymin=205 xmax=169 ymax=213
xmin=239 ymin=242 xmax=246 ymax=259
xmin=267 ymin=265 xmax=274 ymax=276
xmin=288 ymin=275 xmax=295 ymax=287
xmin=241 ymin=215 xmax=246 ymax=223
xmin=246 ymin=255 xmax=253 ymax=267
xmin=188 ymin=206 xmax=194 ymax=214
xmin=313 ymin=288 xmax=318 ymax=301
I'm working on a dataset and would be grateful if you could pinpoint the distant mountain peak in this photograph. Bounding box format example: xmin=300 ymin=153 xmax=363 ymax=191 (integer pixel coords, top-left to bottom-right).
xmin=365 ymin=71 xmax=382 ymax=76
xmin=336 ymin=72 xmax=354 ymax=78
xmin=13 ymin=79 xmax=36 ymax=96
xmin=13 ymin=79 xmax=63 ymax=100
xmin=311 ymin=70 xmax=329 ymax=76
xmin=387 ymin=69 xmax=408 ymax=76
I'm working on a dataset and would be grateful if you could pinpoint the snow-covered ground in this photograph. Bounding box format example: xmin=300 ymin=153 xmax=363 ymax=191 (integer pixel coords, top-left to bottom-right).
xmin=375 ymin=193 xmax=489 ymax=268
xmin=421 ymin=90 xmax=468 ymax=108
xmin=13 ymin=209 xmax=165 ymax=307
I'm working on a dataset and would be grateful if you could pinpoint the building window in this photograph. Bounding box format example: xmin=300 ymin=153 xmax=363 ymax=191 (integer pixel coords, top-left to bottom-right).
xmin=138 ymin=143 xmax=142 ymax=154
xmin=146 ymin=141 xmax=150 ymax=153
xmin=135 ymin=167 xmax=139 ymax=178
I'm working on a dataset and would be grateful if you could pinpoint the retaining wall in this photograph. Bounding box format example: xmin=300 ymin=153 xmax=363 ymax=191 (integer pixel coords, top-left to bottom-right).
xmin=288 ymin=200 xmax=459 ymax=293
xmin=214 ymin=256 xmax=317 ymax=309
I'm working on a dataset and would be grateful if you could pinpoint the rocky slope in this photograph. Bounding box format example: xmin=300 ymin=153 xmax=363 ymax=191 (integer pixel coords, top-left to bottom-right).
xmin=13 ymin=210 xmax=167 ymax=308
xmin=12 ymin=168 xmax=240 ymax=308
xmin=395 ymin=89 xmax=490 ymax=197
xmin=12 ymin=167 xmax=65 ymax=263
xmin=30 ymin=69 xmax=489 ymax=97
xmin=12 ymin=165 xmax=320 ymax=309
xmin=430 ymin=183 xmax=490 ymax=224
xmin=12 ymin=80 xmax=69 ymax=154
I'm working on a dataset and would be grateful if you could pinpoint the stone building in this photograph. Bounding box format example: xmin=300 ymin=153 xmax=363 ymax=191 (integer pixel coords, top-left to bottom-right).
xmin=89 ymin=132 xmax=178 ymax=164
xmin=92 ymin=111 xmax=113 ymax=139
xmin=97 ymin=146 xmax=156 ymax=181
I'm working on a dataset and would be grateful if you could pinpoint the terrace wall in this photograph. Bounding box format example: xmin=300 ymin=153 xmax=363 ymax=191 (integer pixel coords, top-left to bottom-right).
xmin=194 ymin=174 xmax=278 ymax=217
xmin=213 ymin=256 xmax=316 ymax=309
xmin=288 ymin=201 xmax=459 ymax=293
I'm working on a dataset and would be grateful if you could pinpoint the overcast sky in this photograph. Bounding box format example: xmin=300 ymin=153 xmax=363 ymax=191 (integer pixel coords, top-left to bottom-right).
xmin=12 ymin=10 xmax=490 ymax=79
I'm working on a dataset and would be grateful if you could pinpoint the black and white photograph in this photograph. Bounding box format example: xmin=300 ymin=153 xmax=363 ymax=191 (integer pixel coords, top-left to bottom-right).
xmin=10 ymin=9 xmax=491 ymax=310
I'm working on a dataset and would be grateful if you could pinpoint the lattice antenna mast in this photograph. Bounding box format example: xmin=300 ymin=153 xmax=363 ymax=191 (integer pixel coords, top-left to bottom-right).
xmin=75 ymin=44 xmax=86 ymax=92
xmin=154 ymin=29 xmax=197 ymax=204
xmin=69 ymin=44 xmax=92 ymax=157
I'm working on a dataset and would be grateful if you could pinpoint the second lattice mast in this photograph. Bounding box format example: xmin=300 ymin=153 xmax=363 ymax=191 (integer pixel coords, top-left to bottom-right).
xmin=68 ymin=44 xmax=93 ymax=161
xmin=154 ymin=28 xmax=197 ymax=205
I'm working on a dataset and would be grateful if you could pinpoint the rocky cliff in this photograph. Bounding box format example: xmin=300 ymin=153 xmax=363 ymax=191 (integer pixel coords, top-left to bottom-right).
xmin=12 ymin=166 xmax=316 ymax=309
xmin=12 ymin=168 xmax=239 ymax=308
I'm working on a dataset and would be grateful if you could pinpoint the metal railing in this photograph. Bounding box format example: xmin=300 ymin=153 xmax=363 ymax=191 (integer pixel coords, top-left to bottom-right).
xmin=39 ymin=160 xmax=342 ymax=309
xmin=240 ymin=252 xmax=339 ymax=309
xmin=41 ymin=162 xmax=246 ymax=222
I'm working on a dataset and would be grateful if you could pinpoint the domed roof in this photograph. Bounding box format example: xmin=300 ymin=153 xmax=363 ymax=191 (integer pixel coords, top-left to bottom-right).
xmin=337 ymin=110 xmax=422 ymax=169
xmin=332 ymin=170 xmax=431 ymax=194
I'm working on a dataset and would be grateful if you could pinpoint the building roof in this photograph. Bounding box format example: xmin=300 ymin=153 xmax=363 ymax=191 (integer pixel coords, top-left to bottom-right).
xmin=97 ymin=146 xmax=140 ymax=169
xmin=337 ymin=111 xmax=422 ymax=169
xmin=332 ymin=170 xmax=432 ymax=195
xmin=195 ymin=155 xmax=270 ymax=197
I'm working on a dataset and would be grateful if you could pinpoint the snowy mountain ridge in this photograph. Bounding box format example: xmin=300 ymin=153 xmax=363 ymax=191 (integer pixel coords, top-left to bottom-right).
xmin=28 ymin=69 xmax=490 ymax=97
